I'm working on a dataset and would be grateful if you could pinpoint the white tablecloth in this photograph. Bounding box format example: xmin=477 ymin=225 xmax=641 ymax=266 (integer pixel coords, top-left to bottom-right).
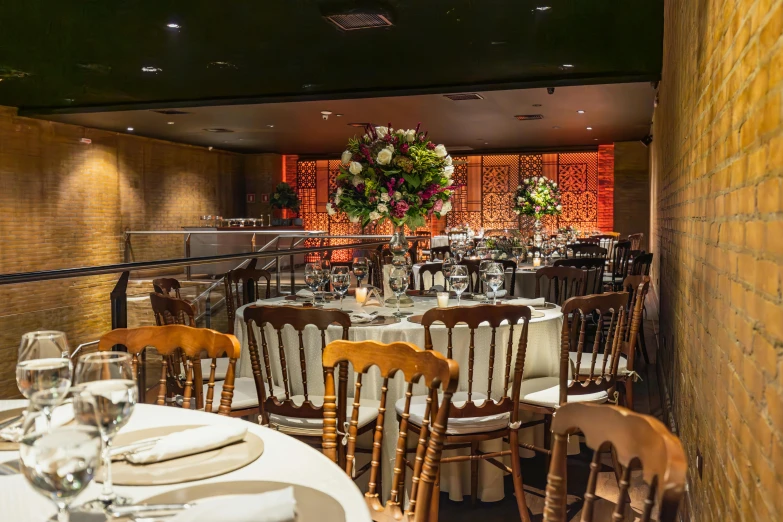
xmin=234 ymin=296 xmax=564 ymax=502
xmin=431 ymin=235 xmax=449 ymax=249
xmin=0 ymin=402 xmax=370 ymax=522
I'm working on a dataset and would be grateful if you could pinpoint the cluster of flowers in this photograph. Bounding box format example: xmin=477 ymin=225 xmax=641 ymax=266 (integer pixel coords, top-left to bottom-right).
xmin=327 ymin=124 xmax=455 ymax=229
xmin=512 ymin=175 xmax=563 ymax=219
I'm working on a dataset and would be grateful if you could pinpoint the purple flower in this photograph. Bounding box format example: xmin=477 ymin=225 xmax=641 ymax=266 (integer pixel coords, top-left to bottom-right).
xmin=400 ymin=143 xmax=409 ymax=154
xmin=392 ymin=200 xmax=410 ymax=218
xmin=356 ymin=183 xmax=365 ymax=193
xmin=426 ymin=142 xmax=436 ymax=150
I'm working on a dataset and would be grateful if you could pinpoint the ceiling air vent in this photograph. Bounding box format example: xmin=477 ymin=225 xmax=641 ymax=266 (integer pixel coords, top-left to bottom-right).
xmin=203 ymin=128 xmax=234 ymax=133
xmin=324 ymin=13 xmax=392 ymax=31
xmin=514 ymin=114 xmax=544 ymax=120
xmin=443 ymin=93 xmax=484 ymax=101
xmin=151 ymin=109 xmax=190 ymax=115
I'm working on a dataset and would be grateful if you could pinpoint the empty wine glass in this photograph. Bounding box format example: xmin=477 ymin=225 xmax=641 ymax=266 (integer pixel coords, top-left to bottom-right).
xmin=449 ymin=265 xmax=469 ymax=306
xmin=352 ymin=257 xmax=369 ymax=288
xmin=331 ymin=266 xmax=351 ymax=310
xmin=388 ymin=267 xmax=410 ymax=318
xmin=304 ymin=263 xmax=323 ymax=306
xmin=485 ymin=263 xmax=505 ymax=305
xmin=17 ymin=331 xmax=73 ymax=432
xmin=19 ymin=399 xmax=102 ymax=522
xmin=442 ymin=257 xmax=456 ymax=291
xmin=318 ymin=259 xmax=332 ymax=302
xmin=74 ymin=352 xmax=137 ymax=509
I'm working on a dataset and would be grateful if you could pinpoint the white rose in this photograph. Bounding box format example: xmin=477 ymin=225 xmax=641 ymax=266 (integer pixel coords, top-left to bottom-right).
xmin=377 ymin=147 xmax=393 ymax=165
xmin=349 ymin=161 xmax=363 ymax=175
xmin=375 ymin=126 xmax=388 ymax=138
xmin=552 ymin=182 xmax=558 ymax=187
xmin=369 ymin=211 xmax=381 ymax=221
xmin=334 ymin=195 xmax=341 ymax=205
xmin=326 ymin=203 xmax=336 ymax=216
xmin=377 ymin=203 xmax=388 ymax=213
xmin=434 ymin=144 xmax=448 ymax=158
xmin=336 ymin=187 xmax=343 ymax=196
xmin=352 ymin=175 xmax=363 ymax=187
xmin=444 ymin=165 xmax=454 ymax=177
xmin=517 ymin=185 xmax=522 ymax=190
xmin=440 ymin=200 xmax=452 ymax=215
xmin=514 ymin=209 xmax=521 ymax=215
xmin=380 ymin=192 xmax=391 ymax=202
xmin=444 ymin=155 xmax=453 ymax=166
xmin=556 ymin=205 xmax=562 ymax=211
xmin=517 ymin=197 xmax=523 ymax=203
xmin=393 ymin=191 xmax=402 ymax=201
xmin=349 ymin=214 xmax=360 ymax=223
xmin=405 ymin=129 xmax=416 ymax=143
xmin=341 ymin=150 xmax=352 ymax=164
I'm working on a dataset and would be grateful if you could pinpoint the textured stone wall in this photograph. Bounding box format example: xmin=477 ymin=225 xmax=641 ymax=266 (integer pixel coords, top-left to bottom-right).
xmin=614 ymin=141 xmax=650 ymax=250
xmin=651 ymin=0 xmax=783 ymax=520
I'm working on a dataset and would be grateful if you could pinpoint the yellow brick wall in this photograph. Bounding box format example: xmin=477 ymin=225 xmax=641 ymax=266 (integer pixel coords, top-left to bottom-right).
xmin=0 ymin=107 xmax=243 ymax=398
xmin=651 ymin=1 xmax=783 ymax=520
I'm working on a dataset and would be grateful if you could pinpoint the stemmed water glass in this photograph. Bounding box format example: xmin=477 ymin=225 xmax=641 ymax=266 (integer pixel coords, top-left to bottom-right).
xmin=16 ymin=331 xmax=73 ymax=432
xmin=331 ymin=266 xmax=351 ymax=310
xmin=19 ymin=397 xmax=102 ymax=522
xmin=485 ymin=263 xmax=505 ymax=305
xmin=318 ymin=259 xmax=332 ymax=303
xmin=388 ymin=267 xmax=410 ymax=318
xmin=479 ymin=260 xmax=494 ymax=301
xmin=449 ymin=265 xmax=469 ymax=306
xmin=352 ymin=257 xmax=369 ymax=288
xmin=304 ymin=262 xmax=323 ymax=306
xmin=442 ymin=257 xmax=455 ymax=291
xmin=73 ymin=352 xmax=137 ymax=509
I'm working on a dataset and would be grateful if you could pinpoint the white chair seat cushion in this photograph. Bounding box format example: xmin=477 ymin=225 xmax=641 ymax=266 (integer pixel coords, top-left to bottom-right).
xmin=268 ymin=395 xmax=380 ymax=437
xmin=517 ymin=377 xmax=609 ymax=409
xmin=202 ymin=377 xmax=283 ymax=412
xmin=394 ymin=391 xmax=510 ymax=435
xmin=569 ymin=353 xmax=629 ymax=376
xmin=200 ymin=357 xmax=230 ymax=381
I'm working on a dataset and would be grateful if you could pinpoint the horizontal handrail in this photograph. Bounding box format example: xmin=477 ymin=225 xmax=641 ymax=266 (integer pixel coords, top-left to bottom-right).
xmin=126 ymin=230 xmax=327 ymax=235
xmin=0 ymin=237 xmax=425 ymax=286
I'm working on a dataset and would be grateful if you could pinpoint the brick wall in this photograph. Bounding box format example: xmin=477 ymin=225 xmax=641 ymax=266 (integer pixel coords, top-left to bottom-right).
xmin=244 ymin=153 xmax=283 ymax=220
xmin=651 ymin=1 xmax=783 ymax=520
xmin=614 ymin=141 xmax=650 ymax=250
xmin=0 ymin=106 xmax=244 ymax=398
xmin=597 ymin=144 xmax=615 ymax=232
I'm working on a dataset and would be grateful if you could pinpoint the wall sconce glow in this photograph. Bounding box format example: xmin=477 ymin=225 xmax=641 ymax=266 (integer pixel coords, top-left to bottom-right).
xmin=127 ymin=127 xmax=134 ymax=132
xmin=166 ymin=23 xmax=181 ymax=29
xmin=577 ymin=110 xmax=585 ymax=114
xmin=141 ymin=66 xmax=162 ymax=73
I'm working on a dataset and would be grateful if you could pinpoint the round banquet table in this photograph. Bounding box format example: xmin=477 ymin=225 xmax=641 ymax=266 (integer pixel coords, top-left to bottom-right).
xmin=0 ymin=401 xmax=370 ymax=522
xmin=234 ymin=295 xmax=564 ymax=502
xmin=412 ymin=261 xmax=540 ymax=298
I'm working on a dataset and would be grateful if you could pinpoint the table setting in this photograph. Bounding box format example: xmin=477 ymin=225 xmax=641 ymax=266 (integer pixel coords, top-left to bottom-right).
xmin=0 ymin=331 xmax=369 ymax=522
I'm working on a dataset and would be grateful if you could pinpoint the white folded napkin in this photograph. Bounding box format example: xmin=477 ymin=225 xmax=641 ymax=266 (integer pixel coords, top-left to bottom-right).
xmin=296 ymin=289 xmax=314 ymax=298
xmin=472 ymin=290 xmax=507 ymax=300
xmin=349 ymin=312 xmax=375 ymax=324
xmin=169 ymin=488 xmax=296 ymax=522
xmin=508 ymin=297 xmax=546 ymax=306
xmin=0 ymin=403 xmax=74 ymax=442
xmin=126 ymin=424 xmax=247 ymax=464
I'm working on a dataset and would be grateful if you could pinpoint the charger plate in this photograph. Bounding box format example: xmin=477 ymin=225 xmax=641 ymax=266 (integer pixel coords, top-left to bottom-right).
xmin=107 ymin=424 xmax=264 ymax=486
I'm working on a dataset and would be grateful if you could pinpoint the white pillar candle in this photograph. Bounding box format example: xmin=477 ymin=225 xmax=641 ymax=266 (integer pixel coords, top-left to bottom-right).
xmin=355 ymin=286 xmax=368 ymax=304
xmin=437 ymin=292 xmax=450 ymax=308
xmin=533 ymin=257 xmax=541 ymax=267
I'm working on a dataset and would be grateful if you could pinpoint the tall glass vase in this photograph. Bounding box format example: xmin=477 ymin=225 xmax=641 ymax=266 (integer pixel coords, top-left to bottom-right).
xmin=533 ymin=218 xmax=543 ymax=248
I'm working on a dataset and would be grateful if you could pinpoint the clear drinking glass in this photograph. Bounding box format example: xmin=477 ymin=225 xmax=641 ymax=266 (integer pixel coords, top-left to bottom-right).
xmin=388 ymin=267 xmax=410 ymax=318
xmin=479 ymin=260 xmax=494 ymax=301
xmin=318 ymin=259 xmax=332 ymax=302
xmin=331 ymin=267 xmax=351 ymax=310
xmin=485 ymin=263 xmax=505 ymax=305
xmin=442 ymin=257 xmax=455 ymax=291
xmin=352 ymin=257 xmax=369 ymax=288
xmin=449 ymin=265 xmax=469 ymax=306
xmin=73 ymin=352 xmax=137 ymax=509
xmin=19 ymin=400 xmax=102 ymax=522
xmin=17 ymin=331 xmax=73 ymax=432
xmin=304 ymin=263 xmax=323 ymax=306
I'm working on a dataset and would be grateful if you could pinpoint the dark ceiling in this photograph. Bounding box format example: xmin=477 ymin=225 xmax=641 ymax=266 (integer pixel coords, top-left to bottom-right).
xmin=0 ymin=1 xmax=664 ymax=113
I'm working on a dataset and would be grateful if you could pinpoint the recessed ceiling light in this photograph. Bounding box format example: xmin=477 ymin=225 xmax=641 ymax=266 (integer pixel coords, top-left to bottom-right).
xmin=534 ymin=6 xmax=552 ymax=11
xmin=577 ymin=110 xmax=585 ymax=114
xmin=141 ymin=66 xmax=162 ymax=73
xmin=335 ymin=114 xmax=343 ymax=117
xmin=594 ymin=138 xmax=599 ymax=141
xmin=166 ymin=23 xmax=181 ymax=29
xmin=484 ymin=142 xmax=489 ymax=145
xmin=266 ymin=124 xmax=275 ymax=128
xmin=203 ymin=128 xmax=234 ymax=133
xmin=167 ymin=121 xmax=175 ymax=125
xmin=586 ymin=127 xmax=593 ymax=130
xmin=561 ymin=64 xmax=574 ymax=68
xmin=321 ymin=110 xmax=333 ymax=115
xmin=127 ymin=127 xmax=134 ymax=132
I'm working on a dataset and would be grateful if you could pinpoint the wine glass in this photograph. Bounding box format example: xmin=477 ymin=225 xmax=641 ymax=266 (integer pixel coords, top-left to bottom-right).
xmin=17 ymin=331 xmax=73 ymax=432
xmin=19 ymin=398 xmax=102 ymax=522
xmin=352 ymin=257 xmax=369 ymax=288
xmin=442 ymin=257 xmax=455 ymax=291
xmin=318 ymin=259 xmax=332 ymax=303
xmin=479 ymin=260 xmax=494 ymax=301
xmin=331 ymin=267 xmax=351 ymax=310
xmin=388 ymin=267 xmax=410 ymax=318
xmin=449 ymin=265 xmax=469 ymax=306
xmin=304 ymin=263 xmax=323 ymax=306
xmin=485 ymin=263 xmax=505 ymax=305
xmin=73 ymin=352 xmax=137 ymax=509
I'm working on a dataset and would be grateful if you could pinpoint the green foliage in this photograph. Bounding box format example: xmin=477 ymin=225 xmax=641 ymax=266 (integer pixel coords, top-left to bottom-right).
xmin=271 ymin=182 xmax=300 ymax=211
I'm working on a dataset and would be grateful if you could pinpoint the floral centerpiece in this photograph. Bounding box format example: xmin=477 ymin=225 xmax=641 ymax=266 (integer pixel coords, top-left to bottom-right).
xmin=327 ymin=124 xmax=455 ymax=230
xmin=270 ymin=182 xmax=301 ymax=225
xmin=513 ymin=176 xmax=562 ymax=219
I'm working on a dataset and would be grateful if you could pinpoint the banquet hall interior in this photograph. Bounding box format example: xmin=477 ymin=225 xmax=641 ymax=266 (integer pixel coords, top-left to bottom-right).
xmin=0 ymin=1 xmax=781 ymax=521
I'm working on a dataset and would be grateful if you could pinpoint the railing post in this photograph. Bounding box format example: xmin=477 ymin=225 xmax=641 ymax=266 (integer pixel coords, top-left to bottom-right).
xmin=251 ymin=233 xmax=256 ymax=253
xmin=110 ymin=271 xmax=130 ymax=343
xmin=205 ymin=288 xmax=212 ymax=329
xmin=123 ymin=231 xmax=131 ymax=263
xmin=184 ymin=233 xmax=192 ymax=281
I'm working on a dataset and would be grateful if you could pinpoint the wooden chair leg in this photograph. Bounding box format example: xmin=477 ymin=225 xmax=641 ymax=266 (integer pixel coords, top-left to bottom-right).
xmin=609 ymin=445 xmax=631 ymax=504
xmin=543 ymin=414 xmax=552 ymax=473
xmin=638 ymin=321 xmax=651 ymax=365
xmin=470 ymin=441 xmax=479 ymax=506
xmin=509 ymin=429 xmax=532 ymax=522
xmin=429 ymin=467 xmax=441 ymax=522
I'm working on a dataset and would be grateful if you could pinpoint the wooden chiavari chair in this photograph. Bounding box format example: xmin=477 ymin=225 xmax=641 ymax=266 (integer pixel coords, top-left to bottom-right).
xmin=567 ymin=243 xmax=608 ymax=259
xmin=417 ymin=262 xmax=446 ymax=292
xmin=576 ymin=237 xmax=601 ymax=245
xmin=543 ymin=403 xmax=686 ymax=522
xmin=98 ymin=325 xmax=240 ymax=416
xmin=322 ymin=339 xmax=459 ymax=522
xmin=553 ymin=258 xmax=605 ymax=295
xmin=535 ymin=266 xmax=588 ymax=305
xmin=517 ymin=292 xmax=629 ymax=463
xmin=627 ymin=232 xmax=644 ymax=251
xmin=418 ymin=305 xmax=533 ymax=521
xmin=630 ymin=252 xmax=654 ymax=276
xmin=152 ymin=277 xmax=182 ymax=298
xmin=224 ymin=268 xmax=273 ymax=333
xmin=430 ymin=246 xmax=451 ymax=260
xmin=461 ymin=259 xmax=483 ymax=294
xmin=605 ymin=241 xmax=632 ymax=291
xmin=590 ymin=235 xmax=617 ymax=261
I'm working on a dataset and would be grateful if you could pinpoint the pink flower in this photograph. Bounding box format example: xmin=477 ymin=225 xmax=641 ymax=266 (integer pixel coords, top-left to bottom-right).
xmin=426 ymin=142 xmax=436 ymax=150
xmin=535 ymin=206 xmax=541 ymax=212
xmin=392 ymin=200 xmax=410 ymax=218
xmin=400 ymin=143 xmax=409 ymax=154
xmin=433 ymin=199 xmax=444 ymax=212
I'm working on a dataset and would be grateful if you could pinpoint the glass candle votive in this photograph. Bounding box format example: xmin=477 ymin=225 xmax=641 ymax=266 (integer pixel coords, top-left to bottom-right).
xmin=436 ymin=292 xmax=450 ymax=308
xmin=533 ymin=257 xmax=542 ymax=267
xmin=355 ymin=286 xmax=368 ymax=304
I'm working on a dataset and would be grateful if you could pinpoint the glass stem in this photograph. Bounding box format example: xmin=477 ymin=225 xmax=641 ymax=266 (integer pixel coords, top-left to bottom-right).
xmin=396 ymin=296 xmax=401 ymax=316
xmin=99 ymin=436 xmax=115 ymax=502
xmin=55 ymin=501 xmax=69 ymax=522
xmin=340 ymin=295 xmax=344 ymax=310
xmin=43 ymin=409 xmax=53 ymax=434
